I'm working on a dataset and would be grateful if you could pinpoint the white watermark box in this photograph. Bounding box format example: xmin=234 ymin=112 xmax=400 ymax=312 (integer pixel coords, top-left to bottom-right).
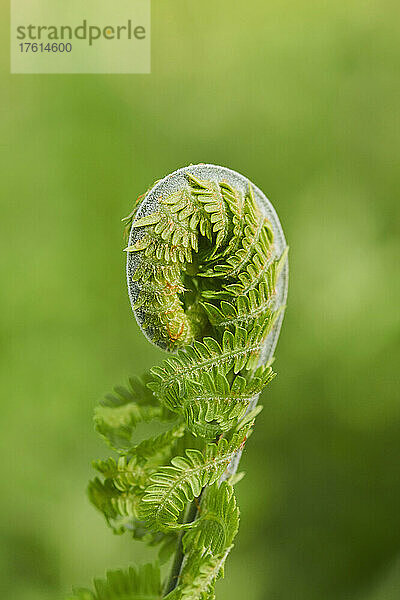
xmin=11 ymin=0 xmax=150 ymax=74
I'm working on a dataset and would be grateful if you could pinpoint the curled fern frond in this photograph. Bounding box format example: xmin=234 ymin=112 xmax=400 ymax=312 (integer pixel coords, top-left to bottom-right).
xmin=72 ymin=165 xmax=288 ymax=600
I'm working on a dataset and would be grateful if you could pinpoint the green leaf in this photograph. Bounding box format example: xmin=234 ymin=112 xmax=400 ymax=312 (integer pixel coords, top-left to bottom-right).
xmin=140 ymin=435 xmax=245 ymax=531
xmin=183 ymin=482 xmax=239 ymax=555
xmin=165 ymin=549 xmax=231 ymax=600
xmin=95 ymin=374 xmax=175 ymax=452
xmin=89 ymin=423 xmax=186 ymax=535
xmin=149 ymin=322 xmax=273 ymax=407
xmin=95 ymin=403 xmax=164 ymax=452
xmin=88 ymin=475 xmax=141 ymax=534
xmin=69 ymin=563 xmax=161 ymax=600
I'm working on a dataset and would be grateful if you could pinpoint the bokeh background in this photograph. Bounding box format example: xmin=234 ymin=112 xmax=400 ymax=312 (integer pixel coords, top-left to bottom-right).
xmin=1 ymin=1 xmax=399 ymax=598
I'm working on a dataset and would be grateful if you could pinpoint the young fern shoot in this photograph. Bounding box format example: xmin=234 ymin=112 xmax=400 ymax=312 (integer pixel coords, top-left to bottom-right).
xmin=69 ymin=164 xmax=288 ymax=600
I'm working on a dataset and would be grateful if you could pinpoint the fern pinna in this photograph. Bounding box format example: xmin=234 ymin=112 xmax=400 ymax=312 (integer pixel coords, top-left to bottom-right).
xmin=70 ymin=164 xmax=288 ymax=600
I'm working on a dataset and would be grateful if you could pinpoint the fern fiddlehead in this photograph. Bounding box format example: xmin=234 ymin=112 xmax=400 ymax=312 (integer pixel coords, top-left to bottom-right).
xmin=70 ymin=164 xmax=288 ymax=600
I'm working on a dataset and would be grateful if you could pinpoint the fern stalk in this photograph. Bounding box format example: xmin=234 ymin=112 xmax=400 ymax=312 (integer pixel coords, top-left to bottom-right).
xmin=164 ymin=499 xmax=199 ymax=595
xmin=70 ymin=164 xmax=288 ymax=600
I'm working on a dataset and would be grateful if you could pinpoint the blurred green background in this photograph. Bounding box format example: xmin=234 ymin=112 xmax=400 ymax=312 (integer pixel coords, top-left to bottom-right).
xmin=1 ymin=1 xmax=399 ymax=598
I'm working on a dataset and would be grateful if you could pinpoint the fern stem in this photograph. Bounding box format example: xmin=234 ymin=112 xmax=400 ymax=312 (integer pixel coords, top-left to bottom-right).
xmin=166 ymin=393 xmax=259 ymax=593
xmin=163 ymin=499 xmax=199 ymax=595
